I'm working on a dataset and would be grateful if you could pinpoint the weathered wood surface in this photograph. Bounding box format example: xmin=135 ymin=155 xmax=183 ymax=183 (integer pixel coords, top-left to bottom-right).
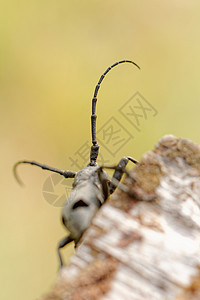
xmin=42 ymin=135 xmax=200 ymax=300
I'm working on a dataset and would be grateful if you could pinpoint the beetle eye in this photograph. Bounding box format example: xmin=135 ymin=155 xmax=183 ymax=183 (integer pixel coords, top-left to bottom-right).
xmin=72 ymin=199 xmax=89 ymax=210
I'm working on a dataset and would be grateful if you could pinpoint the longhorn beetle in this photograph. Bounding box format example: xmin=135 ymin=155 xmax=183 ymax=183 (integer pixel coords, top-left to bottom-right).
xmin=14 ymin=60 xmax=145 ymax=267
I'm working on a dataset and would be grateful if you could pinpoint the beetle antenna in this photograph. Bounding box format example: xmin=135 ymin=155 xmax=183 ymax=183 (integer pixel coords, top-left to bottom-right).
xmin=89 ymin=60 xmax=140 ymax=166
xmin=13 ymin=160 xmax=76 ymax=186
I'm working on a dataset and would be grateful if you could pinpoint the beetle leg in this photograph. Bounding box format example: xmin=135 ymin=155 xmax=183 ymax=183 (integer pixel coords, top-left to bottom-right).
xmin=100 ymin=165 xmax=155 ymax=202
xmin=57 ymin=236 xmax=74 ymax=268
xmin=108 ymin=156 xmax=138 ymax=194
xmin=97 ymin=167 xmax=110 ymax=201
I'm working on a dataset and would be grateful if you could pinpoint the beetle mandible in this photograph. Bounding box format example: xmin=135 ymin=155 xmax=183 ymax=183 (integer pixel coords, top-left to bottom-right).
xmin=14 ymin=60 xmax=141 ymax=267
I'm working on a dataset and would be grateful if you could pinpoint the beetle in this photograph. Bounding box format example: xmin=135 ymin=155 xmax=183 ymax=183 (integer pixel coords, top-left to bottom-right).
xmin=14 ymin=60 xmax=141 ymax=267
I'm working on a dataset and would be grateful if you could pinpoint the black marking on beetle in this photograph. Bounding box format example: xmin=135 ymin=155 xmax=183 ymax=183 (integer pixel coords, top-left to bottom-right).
xmin=72 ymin=200 xmax=89 ymax=210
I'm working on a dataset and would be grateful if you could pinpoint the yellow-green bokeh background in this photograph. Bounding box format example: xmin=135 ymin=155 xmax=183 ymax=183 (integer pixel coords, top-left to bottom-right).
xmin=1 ymin=1 xmax=200 ymax=299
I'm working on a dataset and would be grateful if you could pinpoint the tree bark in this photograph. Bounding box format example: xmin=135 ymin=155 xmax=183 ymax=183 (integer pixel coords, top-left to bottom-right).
xmin=42 ymin=135 xmax=200 ymax=300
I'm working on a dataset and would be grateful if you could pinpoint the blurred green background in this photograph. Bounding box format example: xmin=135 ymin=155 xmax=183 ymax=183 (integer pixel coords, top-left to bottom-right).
xmin=1 ymin=1 xmax=200 ymax=299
